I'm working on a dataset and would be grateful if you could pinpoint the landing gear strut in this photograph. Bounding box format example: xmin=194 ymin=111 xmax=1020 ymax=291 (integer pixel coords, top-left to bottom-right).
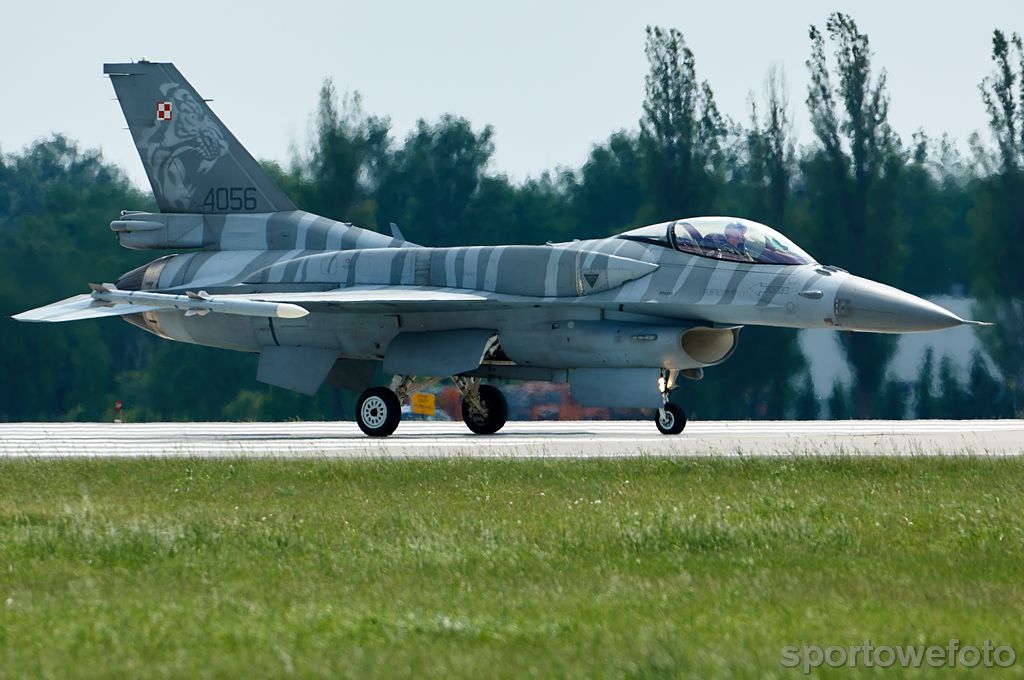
xmin=453 ymin=376 xmax=508 ymax=435
xmin=655 ymin=368 xmax=687 ymax=435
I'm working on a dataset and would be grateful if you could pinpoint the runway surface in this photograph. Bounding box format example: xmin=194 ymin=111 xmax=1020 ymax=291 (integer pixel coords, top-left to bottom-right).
xmin=0 ymin=420 xmax=1022 ymax=458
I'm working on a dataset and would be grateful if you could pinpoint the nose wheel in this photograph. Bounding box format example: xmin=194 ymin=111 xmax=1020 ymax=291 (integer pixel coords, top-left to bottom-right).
xmin=655 ymin=368 xmax=687 ymax=435
xmin=655 ymin=403 xmax=687 ymax=435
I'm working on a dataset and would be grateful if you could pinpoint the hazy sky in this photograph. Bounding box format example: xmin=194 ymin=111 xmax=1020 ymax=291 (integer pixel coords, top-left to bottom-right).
xmin=2 ymin=0 xmax=1021 ymax=191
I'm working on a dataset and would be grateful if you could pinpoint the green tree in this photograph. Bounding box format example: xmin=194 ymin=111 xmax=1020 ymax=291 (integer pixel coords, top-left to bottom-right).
xmin=376 ymin=115 xmax=495 ymax=246
xmin=639 ymin=26 xmax=725 ymax=222
xmin=828 ymin=380 xmax=852 ymax=419
xmin=457 ymin=172 xmax=576 ymax=246
xmin=894 ymin=133 xmax=973 ymax=295
xmin=876 ymin=377 xmax=908 ymax=420
xmin=115 ymin=341 xmax=345 ymax=422
xmin=804 ymin=13 xmax=904 ymax=418
xmin=936 ymin=356 xmax=969 ymax=418
xmin=745 ymin=66 xmax=794 ymax=228
xmin=970 ymin=29 xmax=1024 ymax=416
xmin=293 ymin=81 xmax=391 ymax=226
xmin=980 ymin=31 xmax=1024 ymax=173
xmin=0 ymin=136 xmax=153 ymax=420
xmin=568 ymin=131 xmax=644 ymax=235
xmin=681 ymin=326 xmax=810 ymax=421
xmin=966 ymin=351 xmax=1010 ymax=418
xmin=915 ymin=347 xmax=936 ymax=419
xmin=793 ymin=373 xmax=821 ymax=420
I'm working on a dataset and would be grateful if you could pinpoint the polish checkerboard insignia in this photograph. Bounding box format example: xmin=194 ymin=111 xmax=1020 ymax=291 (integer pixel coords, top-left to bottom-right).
xmin=156 ymin=101 xmax=172 ymax=121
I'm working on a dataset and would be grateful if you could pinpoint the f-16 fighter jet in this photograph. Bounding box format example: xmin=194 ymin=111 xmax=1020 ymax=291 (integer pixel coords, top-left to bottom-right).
xmin=14 ymin=62 xmax=986 ymax=437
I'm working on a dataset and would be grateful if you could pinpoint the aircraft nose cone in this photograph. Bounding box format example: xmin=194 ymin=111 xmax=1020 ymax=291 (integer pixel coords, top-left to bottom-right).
xmin=833 ymin=277 xmax=965 ymax=332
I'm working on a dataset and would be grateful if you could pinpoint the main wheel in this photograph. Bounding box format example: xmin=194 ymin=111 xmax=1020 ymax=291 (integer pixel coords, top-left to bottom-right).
xmin=462 ymin=384 xmax=508 ymax=435
xmin=655 ymin=403 xmax=687 ymax=435
xmin=355 ymin=386 xmax=401 ymax=437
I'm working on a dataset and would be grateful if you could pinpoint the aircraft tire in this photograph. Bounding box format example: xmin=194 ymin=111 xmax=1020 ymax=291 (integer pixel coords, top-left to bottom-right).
xmin=462 ymin=384 xmax=508 ymax=435
xmin=655 ymin=403 xmax=687 ymax=435
xmin=356 ymin=386 xmax=401 ymax=437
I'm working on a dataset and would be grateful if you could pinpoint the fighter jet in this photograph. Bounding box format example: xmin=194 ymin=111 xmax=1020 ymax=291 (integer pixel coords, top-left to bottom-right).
xmin=14 ymin=61 xmax=987 ymax=437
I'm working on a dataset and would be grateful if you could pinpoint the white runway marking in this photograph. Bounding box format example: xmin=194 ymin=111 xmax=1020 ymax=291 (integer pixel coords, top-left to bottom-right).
xmin=0 ymin=420 xmax=1022 ymax=458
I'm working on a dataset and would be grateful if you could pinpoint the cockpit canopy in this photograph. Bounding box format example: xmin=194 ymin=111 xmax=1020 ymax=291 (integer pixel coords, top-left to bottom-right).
xmin=619 ymin=217 xmax=816 ymax=265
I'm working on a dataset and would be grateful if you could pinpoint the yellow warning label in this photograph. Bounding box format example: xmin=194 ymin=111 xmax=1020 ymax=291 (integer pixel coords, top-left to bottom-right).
xmin=411 ymin=392 xmax=436 ymax=416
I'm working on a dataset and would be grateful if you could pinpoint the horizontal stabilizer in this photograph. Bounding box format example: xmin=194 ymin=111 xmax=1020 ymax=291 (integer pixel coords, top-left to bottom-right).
xmin=13 ymin=294 xmax=162 ymax=322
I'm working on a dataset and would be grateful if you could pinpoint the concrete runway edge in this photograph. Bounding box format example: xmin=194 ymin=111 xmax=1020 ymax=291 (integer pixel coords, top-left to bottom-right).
xmin=1 ymin=420 xmax=1022 ymax=458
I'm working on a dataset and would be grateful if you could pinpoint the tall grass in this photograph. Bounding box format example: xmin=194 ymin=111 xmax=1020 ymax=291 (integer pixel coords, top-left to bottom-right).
xmin=0 ymin=457 xmax=1021 ymax=678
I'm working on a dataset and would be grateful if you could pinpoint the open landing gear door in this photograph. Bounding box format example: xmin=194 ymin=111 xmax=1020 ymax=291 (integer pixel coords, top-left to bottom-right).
xmin=383 ymin=329 xmax=496 ymax=377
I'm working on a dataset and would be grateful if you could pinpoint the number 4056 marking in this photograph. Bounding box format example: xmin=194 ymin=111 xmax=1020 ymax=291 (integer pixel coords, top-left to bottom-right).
xmin=203 ymin=187 xmax=258 ymax=211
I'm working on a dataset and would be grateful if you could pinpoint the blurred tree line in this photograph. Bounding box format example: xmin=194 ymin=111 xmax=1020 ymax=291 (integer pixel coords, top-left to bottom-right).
xmin=0 ymin=13 xmax=1020 ymax=421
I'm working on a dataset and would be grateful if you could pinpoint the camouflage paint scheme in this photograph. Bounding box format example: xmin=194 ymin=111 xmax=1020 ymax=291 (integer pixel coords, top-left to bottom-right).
xmin=15 ymin=62 xmax=981 ymax=428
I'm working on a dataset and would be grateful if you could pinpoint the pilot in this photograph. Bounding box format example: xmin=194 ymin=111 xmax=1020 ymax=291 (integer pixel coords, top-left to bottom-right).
xmin=722 ymin=221 xmax=753 ymax=260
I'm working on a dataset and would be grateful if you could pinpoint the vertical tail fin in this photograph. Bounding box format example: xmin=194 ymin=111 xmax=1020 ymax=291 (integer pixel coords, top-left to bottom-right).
xmin=104 ymin=61 xmax=296 ymax=214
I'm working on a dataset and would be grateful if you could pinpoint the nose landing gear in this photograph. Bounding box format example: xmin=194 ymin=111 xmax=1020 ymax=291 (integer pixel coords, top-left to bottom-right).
xmin=655 ymin=368 xmax=687 ymax=435
xmin=656 ymin=403 xmax=687 ymax=435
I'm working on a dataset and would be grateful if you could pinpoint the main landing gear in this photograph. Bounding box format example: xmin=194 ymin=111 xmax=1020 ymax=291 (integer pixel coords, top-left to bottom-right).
xmin=453 ymin=377 xmax=508 ymax=435
xmin=355 ymin=386 xmax=402 ymax=437
xmin=354 ymin=376 xmax=509 ymax=438
xmin=655 ymin=368 xmax=687 ymax=435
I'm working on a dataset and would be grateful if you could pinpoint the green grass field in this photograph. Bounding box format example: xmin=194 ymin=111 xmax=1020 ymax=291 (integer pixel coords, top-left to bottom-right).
xmin=1 ymin=456 xmax=1022 ymax=678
